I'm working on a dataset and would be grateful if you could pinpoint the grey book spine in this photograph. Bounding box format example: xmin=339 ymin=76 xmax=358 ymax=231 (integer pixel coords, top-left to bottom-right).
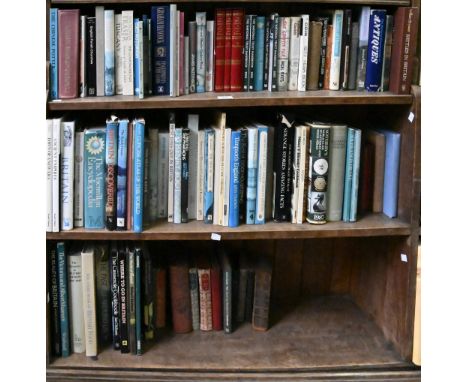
xmin=356 ymin=7 xmax=370 ymax=91
xmin=348 ymin=22 xmax=359 ymax=90
xmin=95 ymin=6 xmax=105 ymax=96
xmin=189 ymin=268 xmax=200 ymax=330
xmin=95 ymin=245 xmax=112 ymax=343
xmin=189 ymin=21 xmax=197 ymax=93
xmin=380 ymin=15 xmax=394 ymax=92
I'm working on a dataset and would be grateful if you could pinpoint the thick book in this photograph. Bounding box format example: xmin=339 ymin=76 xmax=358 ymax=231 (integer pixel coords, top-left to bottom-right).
xmin=349 ymin=129 xmax=362 ymax=222
xmin=151 ymin=6 xmax=169 ymax=95
xmin=277 ymin=17 xmax=291 ymax=92
xmin=220 ymin=249 xmax=234 ymax=333
xmin=46 ymin=120 xmax=53 ymax=231
xmin=105 ymin=117 xmax=118 ymax=230
xmin=348 ymin=22 xmax=360 ymax=90
xmin=157 ymin=132 xmax=169 ymax=218
xmin=254 ymin=16 xmax=265 ymax=91
xmin=95 ymin=6 xmax=105 ymax=96
xmin=246 ymin=126 xmax=258 ymax=224
xmin=365 ymin=10 xmax=387 ymax=91
xmin=60 ymin=120 xmax=75 ymax=231
xmin=342 ymin=128 xmax=356 ymax=222
xmin=210 ymin=254 xmax=223 ymax=331
xmin=189 ymin=21 xmax=197 ymax=93
xmin=48 ymin=245 xmax=61 ymax=356
xmin=252 ymin=256 xmax=272 ymax=331
xmin=365 ymin=130 xmax=386 ymax=212
xmin=305 ymin=122 xmax=330 ymax=224
xmin=230 ymin=9 xmax=245 ymax=91
xmin=81 ymin=244 xmax=98 ymax=358
xmin=95 ymin=244 xmax=111 ymax=344
xmin=244 ymin=267 xmax=255 ymax=323
xmin=104 ymin=10 xmax=115 ymax=95
xmin=173 ymin=127 xmax=183 ymax=224
xmin=189 ymin=267 xmax=200 ymax=330
xmin=204 ymin=128 xmax=215 ymax=223
xmin=68 ymin=247 xmax=85 ymax=353
xmin=329 ymin=10 xmax=343 ymax=90
xmin=206 ymin=20 xmax=215 ymax=92
xmin=323 ymin=24 xmax=333 ymax=90
xmin=356 ymin=7 xmax=371 ymax=91
xmin=135 ymin=248 xmax=143 ymax=355
xmin=327 ymin=125 xmax=348 ymax=221
xmin=380 ymin=15 xmax=393 ymax=91
xmin=116 ymin=119 xmax=128 ymax=230
xmin=118 ymin=247 xmax=129 ymax=353
xmin=306 ymin=21 xmax=322 ymax=90
xmin=154 ymin=261 xmax=167 ymax=328
xmin=196 ymin=12 xmax=207 ymax=93
xmin=316 ymin=16 xmax=329 ymax=89
xmin=214 ymin=10 xmax=225 ymax=92
xmin=297 ymin=15 xmax=309 ymax=92
xmin=49 ymin=9 xmax=59 ymax=100
xmin=115 ymin=14 xmax=123 ymax=95
xmin=222 ymin=128 xmax=232 ymax=227
xmin=133 ymin=119 xmax=145 ymax=232
xmin=169 ymin=254 xmax=192 ymax=333
xmin=74 ymin=131 xmax=84 ymax=227
xmin=212 ymin=112 xmax=227 ymax=226
xmin=79 ymin=15 xmax=87 ymax=97
xmin=339 ymin=9 xmax=352 ymax=90
xmin=52 ymin=118 xmax=61 ymax=232
xmin=57 ymin=242 xmax=70 ymax=357
xmin=142 ymin=247 xmax=154 ymax=340
xmin=58 ymin=9 xmax=80 ymax=98
xmin=236 ymin=253 xmax=251 ymax=323
xmin=223 ymin=10 xmax=233 ymax=91
xmin=86 ymin=17 xmax=97 ymax=96
xmin=228 ymin=130 xmax=242 ymax=227
xmin=389 ymin=7 xmax=419 ymax=94
xmin=84 ymin=128 xmax=106 ymax=229
xmin=181 ymin=128 xmax=190 ymax=222
xmin=197 ymin=254 xmax=213 ymax=331
xmin=287 ymin=17 xmax=301 ymax=91
xmin=110 ymin=244 xmax=120 ymax=349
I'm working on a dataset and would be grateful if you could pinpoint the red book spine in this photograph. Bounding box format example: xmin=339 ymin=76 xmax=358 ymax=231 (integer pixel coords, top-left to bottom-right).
xmin=169 ymin=259 xmax=192 ymax=334
xmin=223 ymin=10 xmax=233 ymax=91
xmin=210 ymin=265 xmax=223 ymax=331
xmin=126 ymin=122 xmax=134 ymax=231
xmin=58 ymin=9 xmax=80 ymax=99
xmin=198 ymin=269 xmax=213 ymax=331
xmin=214 ymin=9 xmax=226 ymax=92
xmin=358 ymin=142 xmax=374 ymax=214
xmin=389 ymin=7 xmax=419 ymax=94
xmin=179 ymin=12 xmax=185 ymax=95
xmin=230 ymin=9 xmax=244 ymax=92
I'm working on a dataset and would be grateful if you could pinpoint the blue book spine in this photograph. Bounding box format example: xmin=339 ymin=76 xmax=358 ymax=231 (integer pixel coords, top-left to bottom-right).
xmin=116 ymin=120 xmax=128 ymax=229
xmin=84 ymin=128 xmax=106 ymax=228
xmin=364 ymin=10 xmax=387 ymax=92
xmin=228 ymin=131 xmax=241 ymax=227
xmin=50 ymin=8 xmax=58 ymax=100
xmin=151 ymin=6 xmax=170 ymax=95
xmin=381 ymin=130 xmax=401 ymax=218
xmin=349 ymin=129 xmax=362 ymax=222
xmin=134 ymin=18 xmax=141 ymax=96
xmin=255 ymin=126 xmax=269 ymax=224
xmin=204 ymin=128 xmax=215 ymax=223
xmin=173 ymin=128 xmax=183 ymax=223
xmin=135 ymin=248 xmax=142 ymax=355
xmin=104 ymin=10 xmax=115 ymax=96
xmin=342 ymin=128 xmax=355 ymax=222
xmin=246 ymin=128 xmax=258 ymax=224
xmin=133 ymin=120 xmax=145 ymax=232
xmin=253 ymin=17 xmax=265 ymax=91
xmin=105 ymin=118 xmax=118 ymax=230
xmin=57 ymin=242 xmax=70 ymax=357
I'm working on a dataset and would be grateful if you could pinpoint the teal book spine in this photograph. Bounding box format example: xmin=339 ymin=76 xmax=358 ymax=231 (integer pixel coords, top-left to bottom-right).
xmin=57 ymin=242 xmax=70 ymax=357
xmin=135 ymin=248 xmax=143 ymax=355
xmin=349 ymin=129 xmax=362 ymax=222
xmin=133 ymin=119 xmax=145 ymax=232
xmin=253 ymin=17 xmax=265 ymax=91
xmin=49 ymin=8 xmax=59 ymax=100
xmin=342 ymin=128 xmax=355 ymax=222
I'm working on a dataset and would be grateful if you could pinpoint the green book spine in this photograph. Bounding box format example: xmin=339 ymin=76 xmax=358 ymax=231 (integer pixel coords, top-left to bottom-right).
xmin=135 ymin=248 xmax=143 ymax=355
xmin=57 ymin=242 xmax=70 ymax=357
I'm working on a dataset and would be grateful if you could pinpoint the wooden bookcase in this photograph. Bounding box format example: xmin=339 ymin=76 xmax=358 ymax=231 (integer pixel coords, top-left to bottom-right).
xmin=45 ymin=0 xmax=421 ymax=380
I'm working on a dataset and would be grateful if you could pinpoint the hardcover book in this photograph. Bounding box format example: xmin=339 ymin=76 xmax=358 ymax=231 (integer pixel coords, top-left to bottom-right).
xmin=196 ymin=12 xmax=207 ymax=93
xmin=196 ymin=125 xmax=205 ymax=221
xmin=349 ymin=129 xmax=362 ymax=222
xmin=121 ymin=10 xmax=134 ymax=95
xmin=173 ymin=127 xmax=183 ymax=224
xmin=147 ymin=128 xmax=159 ymax=223
xmin=323 ymin=24 xmax=333 ymax=90
xmin=127 ymin=246 xmax=136 ymax=354
xmin=204 ymin=128 xmax=215 ymax=223
xmin=105 ymin=117 xmax=118 ymax=230
xmin=263 ymin=17 xmax=271 ymax=90
xmin=327 ymin=125 xmax=348 ymax=221
xmin=86 ymin=17 xmax=97 ymax=96
xmin=126 ymin=122 xmax=134 ymax=230
xmin=187 ymin=115 xmax=200 ymax=220
xmin=246 ymin=126 xmax=258 ymax=224
xmin=316 ymin=16 xmax=329 ymax=89
xmin=157 ymin=132 xmax=169 ymax=218
xmin=228 ymin=130 xmax=242 ymax=227
xmin=135 ymin=247 xmax=143 ymax=355
xmin=210 ymin=254 xmax=223 ymax=331
xmin=57 ymin=242 xmax=70 ymax=357
xmin=95 ymin=6 xmax=105 ymax=96
xmin=224 ymin=9 xmax=233 ymax=91
xmin=134 ymin=18 xmax=142 ymax=97
xmin=342 ymin=128 xmax=355 ymax=222
xmin=167 ymin=112 xmax=176 ymax=222
xmin=132 ymin=119 xmax=145 ymax=232
xmin=110 ymin=244 xmax=120 ymax=349
xmin=81 ymin=15 xmax=88 ymax=96
xmin=380 ymin=15 xmax=393 ymax=91
xmin=74 ymin=131 xmax=84 ymax=227
xmin=116 ymin=119 xmax=128 ymax=230
xmin=151 ymin=6 xmax=168 ymax=95
xmin=252 ymin=256 xmax=272 ymax=331
xmin=169 ymin=254 xmax=193 ymax=333
xmin=297 ymin=14 xmax=309 ymax=92
xmin=60 ymin=121 xmax=75 ymax=231
xmin=214 ymin=10 xmax=226 ymax=91
xmin=230 ymin=9 xmax=245 ymax=91
xmin=81 ymin=244 xmax=98 ymax=357
xmin=270 ymin=14 xmax=280 ymax=91
xmin=206 ymin=20 xmax=215 ymax=92
xmin=68 ymin=247 xmax=85 ymax=354
xmin=288 ymin=17 xmax=301 ymax=91
xmin=306 ymin=20 xmax=322 ymax=90
xmin=329 ymin=10 xmax=343 ymax=90
xmin=197 ymin=254 xmax=213 ymax=331
xmin=52 ymin=118 xmax=62 ymax=232
xmin=243 ymin=15 xmax=252 ymax=91
xmin=348 ymin=22 xmax=360 ymax=90
xmin=115 ymin=13 xmax=123 ymax=95
xmin=189 ymin=21 xmax=197 ymax=93
xmin=49 ymin=9 xmax=58 ymax=100
xmin=365 ymin=10 xmax=387 ymax=91
xmin=48 ymin=245 xmax=61 ymax=356
xmin=220 ymin=249 xmax=234 ymax=333
xmin=47 ymin=120 xmax=53 ymax=231
xmin=238 ymin=128 xmax=248 ymax=223
xmin=154 ymin=259 xmax=167 ymax=328
xmin=142 ymin=247 xmax=154 ymax=340
xmin=222 ymin=128 xmax=232 ymax=226
xmin=58 ymin=9 xmax=80 ymax=98
xmin=365 ymin=130 xmax=386 ymax=212
xmin=356 ymin=7 xmax=371 ymax=90
xmin=95 ymin=244 xmax=112 ymax=344
xmin=339 ymin=9 xmax=352 ymax=90
xmin=189 ymin=267 xmax=200 ymax=330
xmin=104 ymin=10 xmax=115 ymax=96
xmin=254 ymin=16 xmax=265 ymax=91
xmin=181 ymin=128 xmax=190 ymax=223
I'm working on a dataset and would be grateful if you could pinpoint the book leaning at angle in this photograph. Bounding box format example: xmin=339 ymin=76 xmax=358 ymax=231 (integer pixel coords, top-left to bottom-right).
xmin=81 ymin=244 xmax=98 ymax=358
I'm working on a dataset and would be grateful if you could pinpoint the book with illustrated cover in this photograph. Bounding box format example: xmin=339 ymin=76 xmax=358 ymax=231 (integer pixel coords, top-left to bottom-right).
xmin=116 ymin=119 xmax=128 ymax=230
xmin=105 ymin=117 xmax=118 ymax=230
xmin=132 ymin=119 xmax=145 ymax=232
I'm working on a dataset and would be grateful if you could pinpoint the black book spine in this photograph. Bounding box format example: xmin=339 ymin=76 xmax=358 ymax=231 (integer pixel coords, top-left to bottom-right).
xmin=316 ymin=16 xmax=329 ymax=89
xmin=110 ymin=247 xmax=120 ymax=350
xmin=339 ymin=10 xmax=353 ymax=90
xmin=86 ymin=17 xmax=96 ymax=96
xmin=181 ymin=128 xmax=190 ymax=223
xmin=263 ymin=18 xmax=271 ymax=90
xmin=243 ymin=15 xmax=251 ymax=91
xmin=49 ymin=246 xmax=61 ymax=356
xmin=271 ymin=15 xmax=280 ymax=91
xmin=118 ymin=249 xmax=129 ymax=353
xmin=249 ymin=16 xmax=257 ymax=91
xmin=143 ymin=249 xmax=154 ymax=340
xmin=244 ymin=270 xmax=255 ymax=322
xmin=238 ymin=128 xmax=248 ymax=223
xmin=127 ymin=247 xmax=136 ymax=354
xmin=189 ymin=21 xmax=197 ymax=94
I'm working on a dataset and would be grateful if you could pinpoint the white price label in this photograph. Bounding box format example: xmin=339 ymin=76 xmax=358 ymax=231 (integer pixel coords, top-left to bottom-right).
xmin=401 ymin=253 xmax=408 ymax=262
xmin=217 ymin=95 xmax=234 ymax=99
xmin=211 ymin=233 xmax=221 ymax=241
xmin=408 ymin=112 xmax=415 ymax=123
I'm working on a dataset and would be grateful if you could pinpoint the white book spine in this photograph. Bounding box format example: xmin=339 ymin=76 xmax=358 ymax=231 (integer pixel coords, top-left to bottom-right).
xmin=68 ymin=254 xmax=85 ymax=354
xmin=157 ymin=132 xmax=169 ymax=218
xmin=205 ymin=20 xmax=214 ymax=92
xmin=167 ymin=118 xmax=176 ymax=222
xmin=255 ymin=129 xmax=268 ymax=223
xmin=196 ymin=12 xmax=207 ymax=93
xmin=95 ymin=6 xmax=105 ymax=96
xmin=138 ymin=20 xmax=144 ymax=99
xmin=81 ymin=247 xmax=97 ymax=358
xmin=196 ymin=130 xmax=205 ymax=220
xmin=121 ymin=10 xmax=134 ymax=96
xmin=287 ymin=17 xmax=301 ymax=91
xmin=104 ymin=10 xmax=115 ymax=96
xmin=173 ymin=128 xmax=182 ymax=223
xmin=115 ymin=14 xmax=123 ymax=95
xmin=213 ymin=128 xmax=222 ymax=225
xmin=184 ymin=36 xmax=190 ymax=95
xmin=61 ymin=121 xmax=75 ymax=231
xmin=297 ymin=15 xmax=309 ymax=92
xmin=52 ymin=119 xmax=61 ymax=232
xmin=80 ymin=16 xmax=87 ymax=98
xmin=206 ymin=131 xmax=215 ymax=222
xmin=169 ymin=4 xmax=177 ymax=97
xmin=46 ymin=120 xmax=53 ymax=232
xmin=277 ymin=17 xmax=291 ymax=92
xmin=222 ymin=128 xmax=232 ymax=226
xmin=188 ymin=114 xmax=199 ymax=220
xmin=290 ymin=126 xmax=302 ymax=224
xmin=217 ymin=126 xmax=226 ymax=226
xmin=296 ymin=126 xmax=308 ymax=224
xmin=329 ymin=10 xmax=344 ymax=90
xmin=148 ymin=129 xmax=159 ymax=222
xmin=74 ymin=131 xmax=84 ymax=227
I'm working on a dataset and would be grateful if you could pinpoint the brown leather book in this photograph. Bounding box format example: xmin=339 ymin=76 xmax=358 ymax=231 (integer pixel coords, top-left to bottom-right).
xmin=210 ymin=253 xmax=223 ymax=331
xmin=169 ymin=254 xmax=192 ymax=333
xmin=306 ymin=21 xmax=323 ymax=90
xmin=389 ymin=7 xmax=420 ymax=94
xmin=365 ymin=130 xmax=386 ymax=213
xmin=58 ymin=9 xmax=80 ymax=98
xmin=252 ymin=256 xmax=272 ymax=331
xmin=196 ymin=253 xmax=213 ymax=331
xmin=154 ymin=265 xmax=166 ymax=329
xmin=323 ymin=24 xmax=333 ymax=91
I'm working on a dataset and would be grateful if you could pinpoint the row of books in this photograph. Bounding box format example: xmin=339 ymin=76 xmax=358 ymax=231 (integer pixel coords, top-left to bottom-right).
xmin=46 ymin=112 xmax=401 ymax=232
xmin=48 ymin=241 xmax=272 ymax=358
xmin=48 ymin=5 xmax=419 ymax=99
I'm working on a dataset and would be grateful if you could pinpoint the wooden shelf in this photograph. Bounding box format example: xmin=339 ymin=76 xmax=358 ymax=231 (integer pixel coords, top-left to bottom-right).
xmin=46 ymin=213 xmax=411 ymax=240
xmin=47 ymin=91 xmax=413 ymax=111
xmin=47 ymin=296 xmax=419 ymax=381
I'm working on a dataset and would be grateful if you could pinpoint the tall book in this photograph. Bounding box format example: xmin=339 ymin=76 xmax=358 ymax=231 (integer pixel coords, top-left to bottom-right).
xmin=316 ymin=16 xmax=329 ymax=89
xmin=169 ymin=4 xmax=177 ymax=97
xmin=187 ymin=114 xmax=199 ymax=220
xmin=305 ymin=122 xmax=330 ymax=224
xmin=126 ymin=121 xmax=134 ymax=230
xmin=153 ymin=257 xmax=167 ymax=329
xmin=246 ymin=126 xmax=258 ymax=224
xmin=74 ymin=131 xmax=84 ymax=227
xmin=95 ymin=244 xmax=112 ymax=344
xmin=58 ymin=9 xmax=80 ymax=98
xmin=134 ymin=18 xmax=142 ymax=97
xmin=329 ymin=10 xmax=343 ymax=90
xmin=81 ymin=245 xmax=98 ymax=358
xmin=248 ymin=16 xmax=257 ymax=92
xmin=262 ymin=17 xmax=271 ymax=90
xmin=253 ymin=16 xmax=265 ymax=91
xmin=348 ymin=22 xmax=360 ymax=90
xmin=297 ymin=14 xmax=309 ymax=92
xmin=189 ymin=21 xmax=197 ymax=93
xmin=142 ymin=247 xmax=154 ymax=340
xmin=173 ymin=127 xmax=183 ymax=224
xmin=365 ymin=130 xmax=386 ymax=212
xmin=167 ymin=112 xmax=176 ymax=222
xmin=349 ymin=128 xmax=362 ymax=222
xmin=57 ymin=242 xmax=70 ymax=357
xmin=323 ymin=24 xmax=333 ymax=90
xmin=46 ymin=121 xmax=53 ymax=231
xmin=196 ymin=126 xmax=206 ymax=221
xmin=169 ymin=254 xmax=193 ymax=333
xmin=122 ymin=10 xmax=134 ymax=95
xmin=135 ymin=247 xmax=143 ymax=355
xmin=306 ymin=21 xmax=322 ymax=90
xmin=243 ymin=15 xmax=252 ymax=91
xmin=269 ymin=14 xmax=280 ymax=91
xmin=196 ymin=12 xmax=207 ymax=93
xmin=238 ymin=128 xmax=248 ymax=223
xmin=252 ymin=256 xmax=272 ymax=331
xmin=80 ymin=16 xmax=87 ymax=97
xmin=115 ymin=13 xmax=123 ymax=95
xmin=220 ymin=250 xmax=234 ymax=333
xmin=51 ymin=118 xmax=61 ymax=232
xmin=179 ymin=12 xmax=185 ymax=96
xmin=287 ymin=17 xmax=301 ymax=91
xmin=197 ymin=254 xmax=212 ymax=331
xmin=151 ymin=6 xmax=169 ymax=95
xmin=157 ymin=132 xmax=169 ymax=218
xmin=143 ymin=15 xmax=152 ymax=96
xmin=230 ymin=9 xmax=245 ymax=91
xmin=327 ymin=125 xmax=348 ymax=221
xmin=255 ymin=124 xmax=273 ymax=224
xmin=49 ymin=8 xmax=59 ymax=100
xmin=212 ymin=112 xmax=227 ymax=226
xmin=236 ymin=253 xmax=250 ymax=322
xmin=48 ymin=245 xmax=61 ymax=356
xmin=104 ymin=10 xmax=115 ymax=95
xmin=356 ymin=7 xmax=371 ymax=91
xmin=223 ymin=9 xmax=233 ymax=91
xmin=68 ymin=247 xmax=85 ymax=353
xmin=380 ymin=15 xmax=393 ymax=92
xmin=133 ymin=119 xmax=145 ymax=232
xmin=339 ymin=9 xmax=352 ymax=90
xmin=60 ymin=121 xmax=75 ymax=231
xmin=206 ymin=20 xmax=215 ymax=92
xmin=189 ymin=266 xmax=200 ymax=331
xmin=277 ymin=17 xmax=291 ymax=91
xmin=210 ymin=254 xmax=223 ymax=331
xmin=214 ymin=9 xmax=226 ymax=91
xmin=365 ymin=10 xmax=387 ymax=91
xmin=105 ymin=117 xmax=118 ymax=230
xmin=358 ymin=142 xmax=374 ymax=214
xmin=291 ymin=124 xmax=309 ymax=224
xmin=222 ymin=128 xmax=232 ymax=226
xmin=110 ymin=244 xmax=120 ymax=349
xmin=116 ymin=119 xmax=129 ymax=230
xmin=342 ymin=128 xmax=355 ymax=222
xmin=181 ymin=128 xmax=190 ymax=223
xmin=127 ymin=246 xmax=136 ymax=354
xmin=86 ymin=17 xmax=97 ymax=96
xmin=228 ymin=130 xmax=242 ymax=227
xmin=389 ymin=7 xmax=419 ymax=94
xmin=118 ymin=247 xmax=129 ymax=353
xmin=147 ymin=128 xmax=159 ymax=223
xmin=204 ymin=128 xmax=215 ymax=223
xmin=95 ymin=6 xmax=105 ymax=96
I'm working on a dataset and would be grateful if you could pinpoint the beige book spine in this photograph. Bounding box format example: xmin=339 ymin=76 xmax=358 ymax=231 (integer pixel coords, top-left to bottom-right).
xmin=306 ymin=21 xmax=323 ymax=90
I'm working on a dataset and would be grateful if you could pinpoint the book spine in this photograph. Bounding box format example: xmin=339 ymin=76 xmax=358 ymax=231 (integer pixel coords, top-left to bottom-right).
xmin=122 ymin=10 xmax=134 ymax=95
xmin=382 ymin=131 xmax=401 ymax=218
xmin=263 ymin=18 xmax=271 ymax=90
xmin=147 ymin=17 xmax=153 ymax=95
xmin=248 ymin=15 xmax=256 ymax=92
xmin=204 ymin=129 xmax=215 ymax=223
xmin=255 ymin=127 xmax=268 ymax=224
xmin=135 ymin=249 xmax=143 ymax=355
xmin=228 ymin=131 xmax=241 ymax=227
xmin=133 ymin=120 xmax=145 ymax=232
xmin=243 ymin=15 xmax=251 ymax=91
xmin=359 ymin=142 xmax=374 ymax=214
xmin=95 ymin=6 xmax=105 ymax=96
xmin=230 ymin=9 xmax=244 ymax=92
xmin=223 ymin=129 xmax=232 ymax=226
xmin=105 ymin=120 xmax=118 ymax=230
xmin=327 ymin=125 xmax=348 ymax=221
xmin=68 ymin=254 xmax=85 ymax=353
xmin=216 ymin=125 xmax=227 ymax=226
xmin=184 ymin=35 xmax=190 ymax=94
xmin=214 ymin=9 xmax=225 ymax=91
xmin=189 ymin=268 xmax=200 ymax=330
xmin=329 ymin=10 xmax=343 ymax=90
xmin=169 ymin=262 xmax=192 ymax=333
xmin=287 ymin=17 xmax=301 ymax=91
xmin=306 ymin=125 xmax=330 ymax=224
xmin=168 ymin=113 xmax=175 ymax=222
xmin=175 ymin=11 xmax=180 ymax=96
xmin=254 ymin=16 xmax=265 ymax=91
xmin=187 ymin=115 xmax=199 ymax=220
xmin=49 ymin=247 xmax=61 ymax=355
xmin=238 ymin=129 xmax=248 ymax=223
xmin=80 ymin=16 xmax=87 ymax=97
xmin=246 ymin=128 xmax=258 ymax=224
xmin=348 ymin=22 xmax=359 ymax=90
xmin=47 ymin=122 xmax=53 ymax=231
xmin=82 ymin=248 xmax=97 ymax=357
xmin=86 ymin=17 xmax=97 ymax=96
xmin=115 ymin=14 xmax=123 ymax=95
xmin=126 ymin=122 xmax=133 ymax=230
xmin=58 ymin=9 xmax=80 ymax=98
xmin=118 ymin=250 xmax=129 ymax=353
xmin=317 ymin=17 xmax=329 ymax=89
xmin=356 ymin=7 xmax=371 ymax=91
xmin=57 ymin=242 xmax=70 ymax=357
xmin=306 ymin=20 xmax=322 ymax=90
xmin=142 ymin=250 xmax=154 ymax=340
xmin=198 ymin=269 xmax=212 ymax=331
xmin=189 ymin=21 xmax=197 ymax=93
xmin=116 ymin=120 xmax=128 ymax=230
xmin=179 ymin=12 xmax=185 ymax=96
xmin=104 ymin=10 xmax=115 ymax=96
xmin=151 ymin=6 xmax=169 ymax=95
xmin=134 ymin=18 xmax=141 ymax=96
xmin=181 ymin=128 xmax=190 ymax=223
xmin=270 ymin=15 xmax=280 ymax=91
xmin=244 ymin=270 xmax=255 ymax=322
xmin=74 ymin=131 xmax=84 ymax=227
xmin=236 ymin=269 xmax=248 ymax=322
xmin=138 ymin=20 xmax=145 ymax=99
xmin=143 ymin=137 xmax=151 ymax=226
xmin=277 ymin=17 xmax=290 ymax=92
xmin=95 ymin=246 xmax=112 ymax=344
xmin=291 ymin=126 xmax=302 ymax=223
xmin=223 ymin=264 xmax=233 ymax=333
xmin=147 ymin=129 xmax=159 ymax=223
xmin=339 ymin=9 xmax=352 ymax=90
xmin=206 ymin=20 xmax=214 ymax=92
xmin=173 ymin=128 xmax=183 ymax=223
xmin=61 ymin=121 xmax=75 ymax=231
xmin=196 ymin=12 xmax=207 ymax=93
xmin=110 ymin=249 xmax=120 ymax=349
xmin=157 ymin=132 xmax=169 ymax=218
xmin=52 ymin=119 xmax=60 ymax=232
xmin=380 ymin=15 xmax=393 ymax=92
xmin=349 ymin=129 xmax=362 ymax=221
xmin=365 ymin=10 xmax=387 ymax=91
xmin=196 ymin=129 xmax=205 ymax=221
xmin=154 ymin=267 xmax=167 ymax=328
xmin=297 ymin=125 xmax=309 ymax=224
xmin=211 ymin=266 xmax=222 ymax=331
xmin=297 ymin=15 xmax=309 ymax=92
xmin=49 ymin=9 xmax=59 ymax=100
xmin=169 ymin=4 xmax=177 ymax=97
xmin=323 ymin=25 xmax=333 ymax=90
xmin=252 ymin=263 xmax=272 ymax=331
xmin=342 ymin=128 xmax=355 ymax=222
xmin=224 ymin=10 xmax=232 ymax=91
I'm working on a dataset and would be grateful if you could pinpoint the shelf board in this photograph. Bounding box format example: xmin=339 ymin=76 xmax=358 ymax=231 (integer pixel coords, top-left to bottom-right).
xmin=46 ymin=213 xmax=411 ymax=240
xmin=47 ymin=91 xmax=413 ymax=111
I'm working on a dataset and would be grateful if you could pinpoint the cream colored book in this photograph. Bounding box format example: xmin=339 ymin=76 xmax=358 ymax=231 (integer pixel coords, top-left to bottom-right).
xmin=81 ymin=245 xmax=97 ymax=357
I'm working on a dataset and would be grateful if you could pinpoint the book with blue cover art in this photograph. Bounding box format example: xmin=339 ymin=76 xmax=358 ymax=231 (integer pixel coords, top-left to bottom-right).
xmin=253 ymin=16 xmax=265 ymax=91
xmin=364 ymin=9 xmax=386 ymax=92
xmin=50 ymin=8 xmax=59 ymax=100
xmin=116 ymin=119 xmax=128 ymax=230
xmin=104 ymin=10 xmax=115 ymax=96
xmin=342 ymin=128 xmax=355 ymax=222
xmin=84 ymin=128 xmax=107 ymax=229
xmin=228 ymin=130 xmax=242 ymax=227
xmin=246 ymin=126 xmax=258 ymax=224
xmin=57 ymin=242 xmax=70 ymax=357
xmin=349 ymin=128 xmax=362 ymax=222
xmin=105 ymin=116 xmax=118 ymax=230
xmin=133 ymin=119 xmax=145 ymax=232
xmin=204 ymin=128 xmax=215 ymax=223
xmin=151 ymin=6 xmax=170 ymax=95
